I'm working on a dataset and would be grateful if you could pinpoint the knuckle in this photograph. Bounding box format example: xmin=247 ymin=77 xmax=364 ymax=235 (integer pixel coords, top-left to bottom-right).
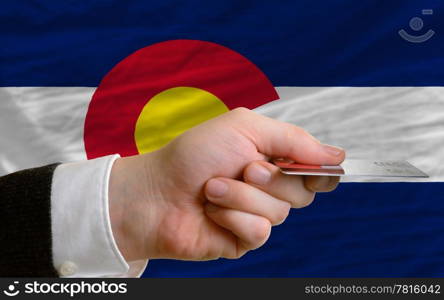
xmin=232 ymin=107 xmax=251 ymax=115
xmin=285 ymin=125 xmax=317 ymax=152
xmin=284 ymin=125 xmax=302 ymax=155
xmin=226 ymin=107 xmax=253 ymax=127
xmin=287 ymin=124 xmax=305 ymax=137
xmin=231 ymin=107 xmax=255 ymax=123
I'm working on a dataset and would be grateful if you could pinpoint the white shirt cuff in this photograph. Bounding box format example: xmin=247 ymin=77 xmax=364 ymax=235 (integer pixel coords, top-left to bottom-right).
xmin=51 ymin=154 xmax=148 ymax=277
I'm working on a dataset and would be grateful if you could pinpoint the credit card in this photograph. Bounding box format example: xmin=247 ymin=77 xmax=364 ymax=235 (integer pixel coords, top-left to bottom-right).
xmin=273 ymin=158 xmax=429 ymax=178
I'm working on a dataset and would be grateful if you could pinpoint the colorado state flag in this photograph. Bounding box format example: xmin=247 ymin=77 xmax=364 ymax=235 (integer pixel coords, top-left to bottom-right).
xmin=1 ymin=1 xmax=444 ymax=277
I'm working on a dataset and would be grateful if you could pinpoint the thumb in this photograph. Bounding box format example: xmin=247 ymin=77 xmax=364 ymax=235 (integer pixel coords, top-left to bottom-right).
xmin=233 ymin=108 xmax=345 ymax=165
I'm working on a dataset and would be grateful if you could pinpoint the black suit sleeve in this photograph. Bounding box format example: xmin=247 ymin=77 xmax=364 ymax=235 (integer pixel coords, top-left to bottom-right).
xmin=0 ymin=164 xmax=60 ymax=277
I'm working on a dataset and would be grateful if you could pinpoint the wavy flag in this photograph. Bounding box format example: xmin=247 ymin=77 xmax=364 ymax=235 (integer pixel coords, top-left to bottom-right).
xmin=1 ymin=1 xmax=444 ymax=277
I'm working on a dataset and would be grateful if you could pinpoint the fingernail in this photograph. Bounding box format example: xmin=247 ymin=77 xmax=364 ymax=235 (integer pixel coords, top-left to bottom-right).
xmin=206 ymin=179 xmax=228 ymax=198
xmin=322 ymin=144 xmax=344 ymax=156
xmin=248 ymin=164 xmax=271 ymax=185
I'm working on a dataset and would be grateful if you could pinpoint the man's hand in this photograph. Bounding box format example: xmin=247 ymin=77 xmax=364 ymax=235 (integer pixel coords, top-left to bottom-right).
xmin=108 ymin=108 xmax=345 ymax=262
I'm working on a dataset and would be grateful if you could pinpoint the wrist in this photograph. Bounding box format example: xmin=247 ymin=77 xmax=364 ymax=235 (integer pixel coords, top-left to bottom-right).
xmin=108 ymin=153 xmax=162 ymax=261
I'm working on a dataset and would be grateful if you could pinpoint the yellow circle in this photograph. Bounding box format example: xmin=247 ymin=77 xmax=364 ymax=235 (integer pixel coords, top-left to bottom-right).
xmin=135 ymin=86 xmax=229 ymax=153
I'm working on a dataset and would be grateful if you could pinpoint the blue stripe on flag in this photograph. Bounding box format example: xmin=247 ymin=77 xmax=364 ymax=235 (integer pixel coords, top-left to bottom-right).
xmin=1 ymin=0 xmax=443 ymax=86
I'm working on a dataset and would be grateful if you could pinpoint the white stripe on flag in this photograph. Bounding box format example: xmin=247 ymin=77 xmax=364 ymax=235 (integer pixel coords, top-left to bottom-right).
xmin=1 ymin=87 xmax=443 ymax=182
xmin=0 ymin=87 xmax=94 ymax=174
